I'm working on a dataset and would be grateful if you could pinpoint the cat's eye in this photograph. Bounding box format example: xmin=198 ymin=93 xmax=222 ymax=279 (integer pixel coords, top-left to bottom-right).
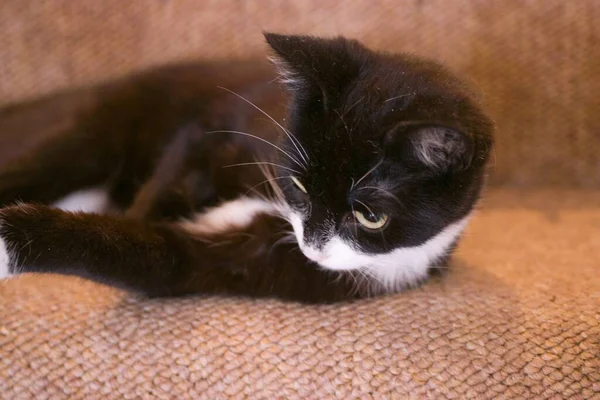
xmin=353 ymin=210 xmax=389 ymax=230
xmin=290 ymin=176 xmax=308 ymax=194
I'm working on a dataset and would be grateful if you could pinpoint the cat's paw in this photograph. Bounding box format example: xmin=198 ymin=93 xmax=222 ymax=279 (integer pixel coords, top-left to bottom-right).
xmin=0 ymin=215 xmax=15 ymax=279
xmin=0 ymin=234 xmax=12 ymax=279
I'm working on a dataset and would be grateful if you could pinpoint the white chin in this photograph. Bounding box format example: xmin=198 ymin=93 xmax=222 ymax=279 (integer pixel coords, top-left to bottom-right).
xmin=315 ymin=256 xmax=365 ymax=271
xmin=301 ymin=236 xmax=368 ymax=271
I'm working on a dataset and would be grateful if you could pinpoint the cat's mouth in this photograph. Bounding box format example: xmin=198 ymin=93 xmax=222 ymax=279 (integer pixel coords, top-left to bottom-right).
xmin=298 ymin=237 xmax=368 ymax=271
xmin=298 ymin=243 xmax=329 ymax=264
xmin=288 ymin=211 xmax=365 ymax=271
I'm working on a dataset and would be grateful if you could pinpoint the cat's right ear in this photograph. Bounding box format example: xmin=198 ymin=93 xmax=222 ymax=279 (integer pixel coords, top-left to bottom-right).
xmin=264 ymin=33 xmax=364 ymax=98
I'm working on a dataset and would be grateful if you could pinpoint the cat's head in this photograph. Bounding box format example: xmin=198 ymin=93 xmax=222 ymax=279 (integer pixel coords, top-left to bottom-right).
xmin=264 ymin=33 xmax=494 ymax=289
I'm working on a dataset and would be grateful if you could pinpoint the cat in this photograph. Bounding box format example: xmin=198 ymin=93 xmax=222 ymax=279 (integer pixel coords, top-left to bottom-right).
xmin=0 ymin=33 xmax=494 ymax=303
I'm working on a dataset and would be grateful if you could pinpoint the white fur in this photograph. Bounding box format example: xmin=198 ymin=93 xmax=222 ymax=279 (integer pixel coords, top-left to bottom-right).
xmin=181 ymin=197 xmax=284 ymax=234
xmin=414 ymin=127 xmax=464 ymax=169
xmin=52 ymin=187 xmax=111 ymax=213
xmin=0 ymin=227 xmax=11 ymax=279
xmin=294 ymin=214 xmax=471 ymax=291
xmin=267 ymin=56 xmax=304 ymax=90
xmin=288 ymin=212 xmax=305 ymax=242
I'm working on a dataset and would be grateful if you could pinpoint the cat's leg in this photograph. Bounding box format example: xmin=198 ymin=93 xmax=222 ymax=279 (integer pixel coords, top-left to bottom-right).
xmin=0 ymin=204 xmax=197 ymax=295
xmin=0 ymin=203 xmax=353 ymax=302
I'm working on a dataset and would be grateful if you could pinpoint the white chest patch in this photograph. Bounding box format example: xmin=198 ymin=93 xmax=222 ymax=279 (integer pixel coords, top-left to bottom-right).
xmin=52 ymin=187 xmax=112 ymax=214
xmin=181 ymin=197 xmax=284 ymax=234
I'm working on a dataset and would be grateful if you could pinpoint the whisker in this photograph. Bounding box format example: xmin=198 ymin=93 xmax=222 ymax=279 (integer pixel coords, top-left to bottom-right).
xmin=269 ymin=234 xmax=298 ymax=259
xmin=334 ymin=109 xmax=353 ymax=143
xmin=272 ymin=234 xmax=297 ymax=247
xmin=222 ymin=161 xmax=301 ymax=175
xmin=244 ymin=176 xmax=290 ymax=199
xmin=344 ymin=96 xmax=365 ymax=115
xmin=334 ymin=109 xmax=350 ymax=133
xmin=353 ymin=199 xmax=375 ymax=216
xmin=358 ymin=186 xmax=403 ymax=206
xmin=257 ymin=163 xmax=287 ymax=204
xmin=344 ymin=270 xmax=362 ymax=296
xmin=384 ymin=93 xmax=415 ymax=103
xmin=217 ymin=86 xmax=310 ymax=166
xmin=349 ymin=201 xmax=359 ymax=237
xmin=354 ymin=201 xmax=385 ymax=245
xmin=353 ymin=159 xmax=383 ymax=189
xmin=205 ymin=130 xmax=304 ymax=169
xmin=359 ymin=266 xmax=386 ymax=287
xmin=353 ymin=198 xmax=389 ymax=248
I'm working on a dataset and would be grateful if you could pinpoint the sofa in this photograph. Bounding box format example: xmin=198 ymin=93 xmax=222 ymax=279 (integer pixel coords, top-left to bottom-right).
xmin=1 ymin=1 xmax=598 ymax=398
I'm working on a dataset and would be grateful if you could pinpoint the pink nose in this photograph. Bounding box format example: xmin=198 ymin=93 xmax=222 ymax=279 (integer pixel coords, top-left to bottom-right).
xmin=302 ymin=246 xmax=325 ymax=262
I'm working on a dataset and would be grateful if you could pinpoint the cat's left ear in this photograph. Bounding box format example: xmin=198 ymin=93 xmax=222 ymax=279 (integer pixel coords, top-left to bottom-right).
xmin=264 ymin=33 xmax=364 ymax=98
xmin=387 ymin=125 xmax=474 ymax=172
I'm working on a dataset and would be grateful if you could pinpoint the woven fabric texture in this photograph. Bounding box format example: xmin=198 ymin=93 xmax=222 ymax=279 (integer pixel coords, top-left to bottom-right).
xmin=0 ymin=0 xmax=599 ymax=187
xmin=1 ymin=189 xmax=599 ymax=399
xmin=1 ymin=1 xmax=599 ymax=399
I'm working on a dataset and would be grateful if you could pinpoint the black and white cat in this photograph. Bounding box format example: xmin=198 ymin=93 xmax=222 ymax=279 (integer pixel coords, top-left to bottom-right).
xmin=0 ymin=33 xmax=493 ymax=303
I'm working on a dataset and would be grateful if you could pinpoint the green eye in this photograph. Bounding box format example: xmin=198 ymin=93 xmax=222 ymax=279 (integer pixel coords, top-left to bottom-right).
xmin=353 ymin=210 xmax=389 ymax=230
xmin=290 ymin=176 xmax=308 ymax=194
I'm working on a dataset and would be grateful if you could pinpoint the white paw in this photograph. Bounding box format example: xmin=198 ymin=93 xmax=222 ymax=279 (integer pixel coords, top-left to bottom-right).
xmin=0 ymin=234 xmax=12 ymax=279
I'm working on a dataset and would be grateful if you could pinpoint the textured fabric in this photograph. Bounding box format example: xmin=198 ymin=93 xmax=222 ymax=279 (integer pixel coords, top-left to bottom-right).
xmin=1 ymin=2 xmax=599 ymax=399
xmin=1 ymin=189 xmax=599 ymax=399
xmin=0 ymin=1 xmax=599 ymax=187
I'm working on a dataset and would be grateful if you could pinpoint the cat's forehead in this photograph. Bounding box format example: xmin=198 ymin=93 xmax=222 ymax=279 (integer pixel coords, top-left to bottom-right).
xmin=344 ymin=56 xmax=467 ymax=119
xmin=303 ymin=149 xmax=390 ymax=202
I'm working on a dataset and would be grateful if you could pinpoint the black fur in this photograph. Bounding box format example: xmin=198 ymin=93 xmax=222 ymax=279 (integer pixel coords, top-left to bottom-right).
xmin=0 ymin=33 xmax=494 ymax=303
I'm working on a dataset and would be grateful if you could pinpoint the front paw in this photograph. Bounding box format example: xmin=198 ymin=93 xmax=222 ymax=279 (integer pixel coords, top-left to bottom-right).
xmin=0 ymin=232 xmax=13 ymax=279
xmin=0 ymin=209 xmax=20 ymax=279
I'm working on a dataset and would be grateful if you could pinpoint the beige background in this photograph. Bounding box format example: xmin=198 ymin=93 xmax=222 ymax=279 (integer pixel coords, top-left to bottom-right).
xmin=1 ymin=2 xmax=599 ymax=398
xmin=0 ymin=0 xmax=599 ymax=187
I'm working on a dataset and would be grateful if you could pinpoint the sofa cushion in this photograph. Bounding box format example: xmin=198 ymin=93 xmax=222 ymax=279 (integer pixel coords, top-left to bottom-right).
xmin=1 ymin=189 xmax=598 ymax=398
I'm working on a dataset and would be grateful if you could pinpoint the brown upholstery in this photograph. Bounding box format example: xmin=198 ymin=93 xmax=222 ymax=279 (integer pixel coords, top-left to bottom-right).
xmin=2 ymin=189 xmax=599 ymax=398
xmin=0 ymin=1 xmax=599 ymax=398
xmin=1 ymin=1 xmax=599 ymax=188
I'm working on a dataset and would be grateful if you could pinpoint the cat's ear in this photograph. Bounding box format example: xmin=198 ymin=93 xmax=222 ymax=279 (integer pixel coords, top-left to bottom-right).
xmin=264 ymin=33 xmax=363 ymax=97
xmin=387 ymin=125 xmax=474 ymax=172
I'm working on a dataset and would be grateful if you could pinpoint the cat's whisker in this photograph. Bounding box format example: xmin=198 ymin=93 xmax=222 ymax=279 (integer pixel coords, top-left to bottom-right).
xmin=272 ymin=234 xmax=297 ymax=248
xmin=359 ymin=266 xmax=386 ymax=288
xmin=353 ymin=199 xmax=388 ymax=248
xmin=245 ymin=175 xmax=289 ymax=204
xmin=222 ymin=161 xmax=301 ymax=175
xmin=334 ymin=109 xmax=350 ymax=134
xmin=257 ymin=163 xmax=287 ymax=205
xmin=354 ymin=199 xmax=374 ymax=216
xmin=343 ymin=96 xmax=364 ymax=115
xmin=349 ymin=202 xmax=359 ymax=237
xmin=351 ymin=268 xmax=369 ymax=291
xmin=267 ymin=230 xmax=296 ymax=259
xmin=217 ymin=86 xmax=310 ymax=167
xmin=358 ymin=186 xmax=403 ymax=206
xmin=353 ymin=159 xmax=383 ymax=189
xmin=205 ymin=130 xmax=304 ymax=170
xmin=344 ymin=270 xmax=361 ymax=296
xmin=245 ymin=188 xmax=272 ymax=204
xmin=384 ymin=93 xmax=415 ymax=103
